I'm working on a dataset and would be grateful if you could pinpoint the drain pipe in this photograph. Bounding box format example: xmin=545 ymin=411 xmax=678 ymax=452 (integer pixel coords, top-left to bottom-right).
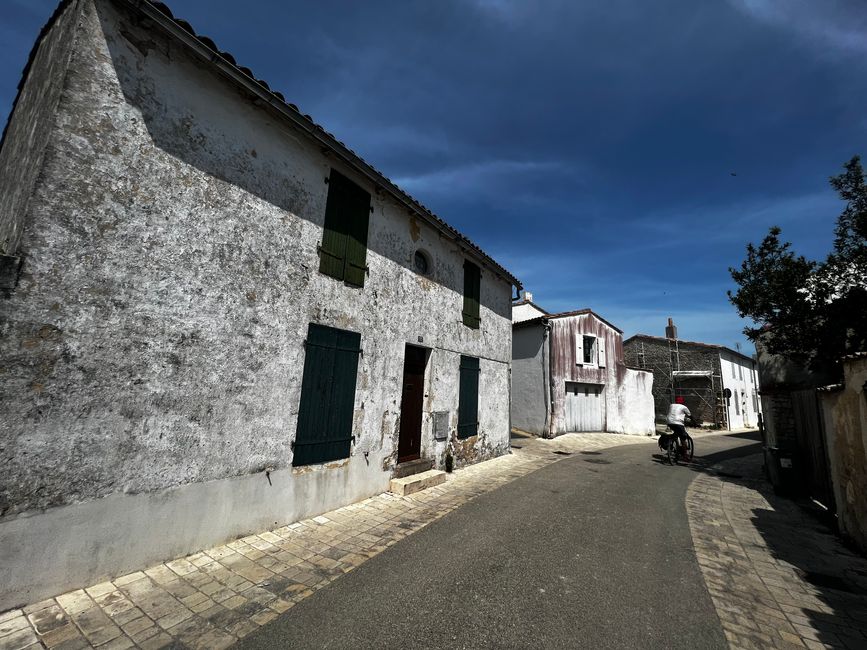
xmin=542 ymin=319 xmax=553 ymax=437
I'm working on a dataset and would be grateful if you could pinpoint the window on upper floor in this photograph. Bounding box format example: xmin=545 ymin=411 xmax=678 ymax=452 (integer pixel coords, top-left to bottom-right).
xmin=462 ymin=261 xmax=481 ymax=329
xmin=577 ymin=334 xmax=600 ymax=366
xmin=319 ymin=169 xmax=371 ymax=288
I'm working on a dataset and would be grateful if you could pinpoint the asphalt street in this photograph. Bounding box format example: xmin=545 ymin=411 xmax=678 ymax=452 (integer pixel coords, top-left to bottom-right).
xmin=236 ymin=432 xmax=762 ymax=649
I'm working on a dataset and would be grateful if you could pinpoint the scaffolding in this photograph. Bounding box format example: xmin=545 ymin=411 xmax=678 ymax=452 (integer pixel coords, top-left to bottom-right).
xmin=631 ymin=339 xmax=727 ymax=429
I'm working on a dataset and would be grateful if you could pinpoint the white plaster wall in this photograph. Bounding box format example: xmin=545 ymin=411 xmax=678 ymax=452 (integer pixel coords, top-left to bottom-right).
xmin=0 ymin=0 xmax=513 ymax=609
xmin=720 ymin=354 xmax=761 ymax=429
xmin=511 ymin=324 xmax=547 ymax=434
xmin=609 ymin=368 xmax=655 ymax=435
xmin=512 ymin=302 xmax=546 ymax=323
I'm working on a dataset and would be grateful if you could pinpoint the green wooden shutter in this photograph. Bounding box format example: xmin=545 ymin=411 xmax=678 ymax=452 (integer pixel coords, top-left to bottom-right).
xmin=319 ymin=170 xmax=370 ymax=286
xmin=462 ymin=261 xmax=481 ymax=329
xmin=457 ymin=355 xmax=480 ymax=439
xmin=293 ymin=323 xmax=361 ymax=466
xmin=343 ymin=181 xmax=370 ymax=287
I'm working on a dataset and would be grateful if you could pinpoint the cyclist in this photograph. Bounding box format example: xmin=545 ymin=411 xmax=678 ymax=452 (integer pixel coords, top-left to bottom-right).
xmin=666 ymin=398 xmax=691 ymax=458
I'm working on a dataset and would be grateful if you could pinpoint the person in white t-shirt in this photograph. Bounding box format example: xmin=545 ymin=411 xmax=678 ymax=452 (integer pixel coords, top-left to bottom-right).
xmin=667 ymin=400 xmax=691 ymax=456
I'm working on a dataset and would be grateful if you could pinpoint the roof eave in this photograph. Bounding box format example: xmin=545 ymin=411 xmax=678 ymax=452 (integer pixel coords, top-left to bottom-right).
xmin=119 ymin=0 xmax=522 ymax=289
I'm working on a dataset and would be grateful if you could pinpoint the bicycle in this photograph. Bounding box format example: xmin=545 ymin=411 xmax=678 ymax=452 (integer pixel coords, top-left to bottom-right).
xmin=657 ymin=429 xmax=694 ymax=465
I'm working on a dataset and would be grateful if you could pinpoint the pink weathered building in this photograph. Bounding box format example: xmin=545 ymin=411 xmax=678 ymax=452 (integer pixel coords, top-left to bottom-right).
xmin=512 ymin=308 xmax=654 ymax=437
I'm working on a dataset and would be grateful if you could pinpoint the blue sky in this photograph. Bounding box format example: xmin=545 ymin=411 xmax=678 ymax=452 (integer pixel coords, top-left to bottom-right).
xmin=3 ymin=0 xmax=866 ymax=353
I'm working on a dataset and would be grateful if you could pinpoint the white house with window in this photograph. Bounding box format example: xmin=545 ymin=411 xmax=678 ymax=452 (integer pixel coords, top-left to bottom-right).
xmin=511 ymin=306 xmax=654 ymax=437
xmin=719 ymin=351 xmax=761 ymax=429
xmin=0 ymin=0 xmax=520 ymax=609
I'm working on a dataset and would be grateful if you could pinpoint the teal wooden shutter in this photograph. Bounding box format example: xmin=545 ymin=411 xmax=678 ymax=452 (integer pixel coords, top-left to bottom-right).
xmin=462 ymin=261 xmax=481 ymax=329
xmin=457 ymin=355 xmax=480 ymax=439
xmin=293 ymin=323 xmax=361 ymax=466
xmin=319 ymin=170 xmax=370 ymax=286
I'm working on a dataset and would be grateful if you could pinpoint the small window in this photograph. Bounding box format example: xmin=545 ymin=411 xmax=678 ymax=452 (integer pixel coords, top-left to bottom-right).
xmin=738 ymin=364 xmax=743 ymax=381
xmin=578 ymin=335 xmax=597 ymax=365
xmin=413 ymin=250 xmax=430 ymax=275
xmin=462 ymin=261 xmax=481 ymax=329
xmin=731 ymin=361 xmax=736 ymax=379
xmin=734 ymin=391 xmax=740 ymax=415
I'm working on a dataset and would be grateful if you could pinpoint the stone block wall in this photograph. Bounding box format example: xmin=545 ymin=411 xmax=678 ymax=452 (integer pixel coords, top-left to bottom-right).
xmin=623 ymin=336 xmax=721 ymax=424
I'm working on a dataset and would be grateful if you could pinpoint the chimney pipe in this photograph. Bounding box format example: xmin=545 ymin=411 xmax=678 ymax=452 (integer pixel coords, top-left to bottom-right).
xmin=665 ymin=317 xmax=677 ymax=340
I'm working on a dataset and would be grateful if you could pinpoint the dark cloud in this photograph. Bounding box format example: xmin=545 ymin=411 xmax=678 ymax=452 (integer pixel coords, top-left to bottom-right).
xmin=2 ymin=0 xmax=865 ymax=349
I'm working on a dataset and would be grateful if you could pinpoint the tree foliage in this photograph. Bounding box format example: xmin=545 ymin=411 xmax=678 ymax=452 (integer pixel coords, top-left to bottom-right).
xmin=729 ymin=156 xmax=867 ymax=377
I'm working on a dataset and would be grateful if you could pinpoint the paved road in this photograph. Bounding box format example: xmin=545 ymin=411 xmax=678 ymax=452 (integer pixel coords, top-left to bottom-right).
xmin=237 ymin=432 xmax=761 ymax=649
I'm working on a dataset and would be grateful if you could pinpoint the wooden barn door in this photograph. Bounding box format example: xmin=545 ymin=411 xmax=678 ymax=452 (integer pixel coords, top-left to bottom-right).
xmin=565 ymin=383 xmax=605 ymax=432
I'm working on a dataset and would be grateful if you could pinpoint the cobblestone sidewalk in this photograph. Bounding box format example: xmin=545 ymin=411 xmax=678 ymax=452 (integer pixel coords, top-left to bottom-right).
xmin=0 ymin=432 xmax=652 ymax=650
xmin=687 ymin=454 xmax=867 ymax=650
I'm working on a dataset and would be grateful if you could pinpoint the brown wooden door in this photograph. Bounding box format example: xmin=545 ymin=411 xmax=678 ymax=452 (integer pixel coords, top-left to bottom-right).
xmin=397 ymin=345 xmax=427 ymax=462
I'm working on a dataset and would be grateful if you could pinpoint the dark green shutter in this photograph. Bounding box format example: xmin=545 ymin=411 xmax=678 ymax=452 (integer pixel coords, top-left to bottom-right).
xmin=319 ymin=170 xmax=370 ymax=286
xmin=293 ymin=323 xmax=361 ymax=466
xmin=457 ymin=355 xmax=480 ymax=439
xmin=343 ymin=183 xmax=370 ymax=287
xmin=462 ymin=261 xmax=481 ymax=329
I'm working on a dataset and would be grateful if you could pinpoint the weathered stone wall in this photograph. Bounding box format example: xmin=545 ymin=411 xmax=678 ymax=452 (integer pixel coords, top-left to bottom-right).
xmin=0 ymin=0 xmax=514 ymax=607
xmin=624 ymin=337 xmax=721 ymax=424
xmin=0 ymin=0 xmax=81 ymax=257
xmin=821 ymin=356 xmax=867 ymax=553
xmin=759 ymin=392 xmax=797 ymax=449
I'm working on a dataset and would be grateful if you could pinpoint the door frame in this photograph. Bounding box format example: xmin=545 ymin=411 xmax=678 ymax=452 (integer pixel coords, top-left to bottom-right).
xmin=397 ymin=344 xmax=429 ymax=463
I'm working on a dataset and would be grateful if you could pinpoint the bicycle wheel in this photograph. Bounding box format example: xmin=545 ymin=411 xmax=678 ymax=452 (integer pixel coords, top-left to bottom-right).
xmin=684 ymin=435 xmax=694 ymax=462
xmin=666 ymin=436 xmax=678 ymax=465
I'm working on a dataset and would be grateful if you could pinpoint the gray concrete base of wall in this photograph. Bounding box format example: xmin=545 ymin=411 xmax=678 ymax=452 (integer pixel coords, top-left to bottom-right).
xmin=0 ymin=455 xmax=391 ymax=611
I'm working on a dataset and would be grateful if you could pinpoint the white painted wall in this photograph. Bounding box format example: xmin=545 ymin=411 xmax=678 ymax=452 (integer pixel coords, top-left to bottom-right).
xmin=719 ymin=353 xmax=762 ymax=429
xmin=610 ymin=368 xmax=655 ymax=435
xmin=512 ymin=301 xmax=547 ymax=323
xmin=511 ymin=324 xmax=548 ymax=435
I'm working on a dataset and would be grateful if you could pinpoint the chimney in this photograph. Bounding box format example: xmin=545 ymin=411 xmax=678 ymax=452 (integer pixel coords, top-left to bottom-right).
xmin=524 ymin=290 xmax=534 ymax=303
xmin=665 ymin=317 xmax=677 ymax=340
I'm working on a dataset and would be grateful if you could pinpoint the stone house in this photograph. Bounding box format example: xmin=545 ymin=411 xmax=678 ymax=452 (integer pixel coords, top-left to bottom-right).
xmin=0 ymin=0 xmax=521 ymax=609
xmin=512 ymin=307 xmax=654 ymax=437
xmin=623 ymin=319 xmax=761 ymax=429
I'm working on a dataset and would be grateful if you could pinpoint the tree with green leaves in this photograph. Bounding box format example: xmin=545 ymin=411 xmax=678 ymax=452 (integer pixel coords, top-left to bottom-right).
xmin=729 ymin=156 xmax=867 ymax=378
